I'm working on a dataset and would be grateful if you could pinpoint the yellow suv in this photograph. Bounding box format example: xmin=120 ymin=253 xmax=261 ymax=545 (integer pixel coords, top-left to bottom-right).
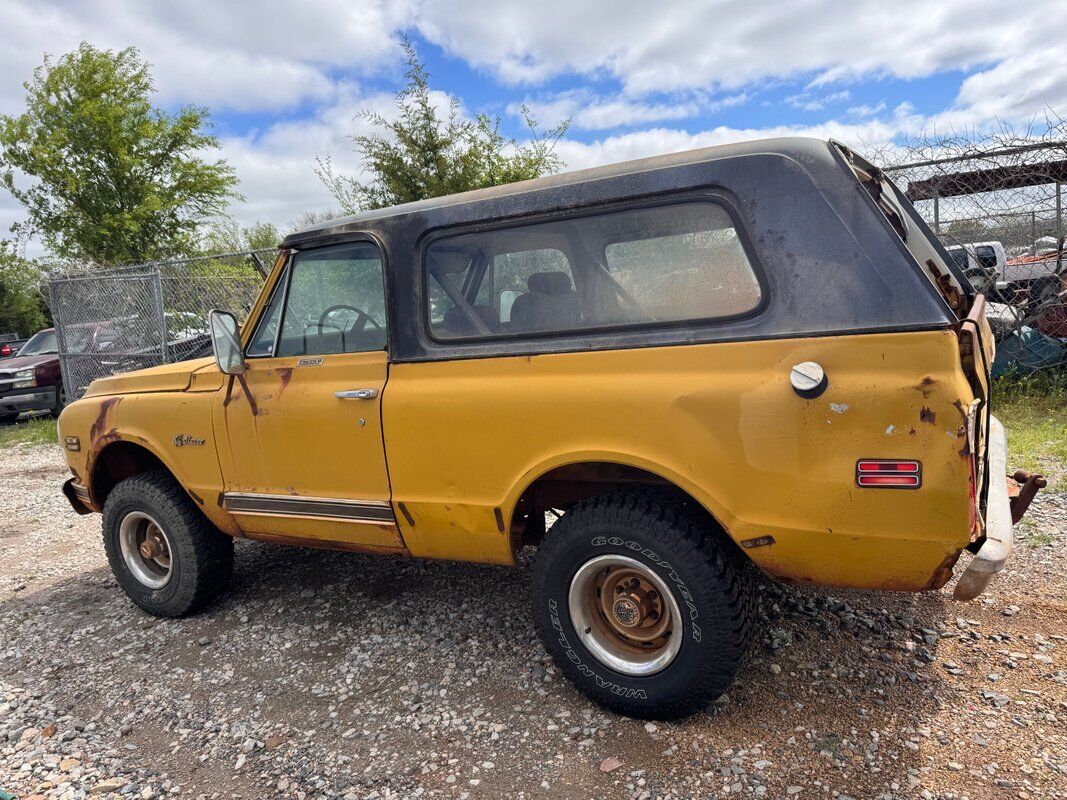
xmin=57 ymin=138 xmax=1035 ymax=719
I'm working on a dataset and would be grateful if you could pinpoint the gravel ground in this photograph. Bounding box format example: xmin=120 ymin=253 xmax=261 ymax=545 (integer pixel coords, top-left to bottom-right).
xmin=1 ymin=442 xmax=1064 ymax=800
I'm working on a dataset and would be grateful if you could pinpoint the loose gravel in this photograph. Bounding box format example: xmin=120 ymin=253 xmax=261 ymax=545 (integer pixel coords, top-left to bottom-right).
xmin=1 ymin=442 xmax=1064 ymax=800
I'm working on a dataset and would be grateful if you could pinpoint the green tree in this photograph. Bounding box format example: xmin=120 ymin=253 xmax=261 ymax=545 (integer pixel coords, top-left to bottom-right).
xmin=0 ymin=242 xmax=48 ymax=335
xmin=317 ymin=38 xmax=568 ymax=213
xmin=0 ymin=43 xmax=238 ymax=266
xmin=202 ymin=218 xmax=281 ymax=254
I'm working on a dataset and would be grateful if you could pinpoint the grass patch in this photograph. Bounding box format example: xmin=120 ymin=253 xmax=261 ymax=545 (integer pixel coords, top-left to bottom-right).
xmin=992 ymin=370 xmax=1067 ymax=491
xmin=0 ymin=415 xmax=58 ymax=449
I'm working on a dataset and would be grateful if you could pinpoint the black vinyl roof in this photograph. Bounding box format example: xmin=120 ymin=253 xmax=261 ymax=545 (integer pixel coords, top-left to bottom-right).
xmin=284 ymin=137 xmax=837 ymax=247
xmin=278 ymin=136 xmax=957 ymax=362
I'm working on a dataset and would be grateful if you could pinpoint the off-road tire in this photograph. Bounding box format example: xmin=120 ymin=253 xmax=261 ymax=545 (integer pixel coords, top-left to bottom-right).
xmin=102 ymin=471 xmax=234 ymax=617
xmin=531 ymin=490 xmax=752 ymax=719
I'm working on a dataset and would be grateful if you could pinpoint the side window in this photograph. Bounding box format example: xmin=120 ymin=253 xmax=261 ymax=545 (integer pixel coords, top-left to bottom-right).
xmin=246 ymin=267 xmax=288 ymax=357
xmin=603 ymin=205 xmax=760 ymax=321
xmin=269 ymin=242 xmax=387 ymax=357
xmin=425 ymin=201 xmax=761 ymax=341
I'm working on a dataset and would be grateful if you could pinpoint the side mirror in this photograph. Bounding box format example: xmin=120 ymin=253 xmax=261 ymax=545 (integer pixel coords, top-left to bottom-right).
xmin=208 ymin=310 xmax=245 ymax=375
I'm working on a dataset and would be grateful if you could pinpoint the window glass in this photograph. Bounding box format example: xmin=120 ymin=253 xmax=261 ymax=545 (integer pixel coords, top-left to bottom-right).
xmin=273 ymin=243 xmax=387 ymax=357
xmin=425 ymin=202 xmax=760 ymax=340
xmin=975 ymin=246 xmax=997 ymax=271
xmin=246 ymin=267 xmax=288 ymax=357
xmin=18 ymin=330 xmax=57 ymax=356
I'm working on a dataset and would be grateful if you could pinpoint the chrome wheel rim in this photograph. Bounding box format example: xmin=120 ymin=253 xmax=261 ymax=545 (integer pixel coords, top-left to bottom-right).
xmin=119 ymin=511 xmax=173 ymax=589
xmin=568 ymin=554 xmax=683 ymax=676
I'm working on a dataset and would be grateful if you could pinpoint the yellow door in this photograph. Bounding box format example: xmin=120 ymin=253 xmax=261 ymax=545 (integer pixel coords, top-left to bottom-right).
xmin=214 ymin=241 xmax=402 ymax=551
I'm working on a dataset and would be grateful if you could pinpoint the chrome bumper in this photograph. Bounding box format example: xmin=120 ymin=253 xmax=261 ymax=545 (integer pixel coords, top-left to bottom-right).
xmin=954 ymin=415 xmax=1012 ymax=601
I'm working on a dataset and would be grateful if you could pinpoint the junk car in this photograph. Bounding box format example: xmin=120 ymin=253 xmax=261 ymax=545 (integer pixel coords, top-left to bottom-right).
xmin=56 ymin=138 xmax=1038 ymax=719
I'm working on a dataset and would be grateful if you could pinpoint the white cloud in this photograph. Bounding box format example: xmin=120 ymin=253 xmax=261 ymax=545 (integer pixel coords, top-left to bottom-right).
xmin=786 ymin=90 xmax=851 ymax=112
xmin=2 ymin=0 xmax=1067 ymax=257
xmin=0 ymin=0 xmax=413 ymax=113
xmin=510 ymin=89 xmax=747 ymax=131
xmin=413 ymin=1 xmax=1067 ymax=95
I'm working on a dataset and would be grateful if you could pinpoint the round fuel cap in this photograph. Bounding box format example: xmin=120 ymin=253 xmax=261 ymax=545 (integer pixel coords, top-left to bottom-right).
xmin=790 ymin=361 xmax=827 ymax=398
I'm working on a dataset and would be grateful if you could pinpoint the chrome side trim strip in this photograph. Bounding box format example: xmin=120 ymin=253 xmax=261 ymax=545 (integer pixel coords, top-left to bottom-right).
xmin=222 ymin=492 xmax=395 ymax=524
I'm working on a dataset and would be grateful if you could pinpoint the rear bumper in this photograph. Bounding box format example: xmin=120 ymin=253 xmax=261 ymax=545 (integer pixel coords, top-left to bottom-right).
xmin=0 ymin=386 xmax=56 ymax=415
xmin=954 ymin=415 xmax=1013 ymax=601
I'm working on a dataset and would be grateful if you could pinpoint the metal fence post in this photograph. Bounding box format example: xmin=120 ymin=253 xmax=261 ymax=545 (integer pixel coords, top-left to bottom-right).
xmin=153 ymin=265 xmax=169 ymax=364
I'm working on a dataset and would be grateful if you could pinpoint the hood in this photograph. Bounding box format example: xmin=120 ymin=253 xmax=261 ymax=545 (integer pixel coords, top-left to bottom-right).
xmin=0 ymin=353 xmax=58 ymax=372
xmin=83 ymin=357 xmax=217 ymax=397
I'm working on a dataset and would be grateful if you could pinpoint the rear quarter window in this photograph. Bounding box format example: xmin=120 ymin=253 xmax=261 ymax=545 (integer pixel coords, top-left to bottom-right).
xmin=425 ymin=200 xmax=762 ymax=341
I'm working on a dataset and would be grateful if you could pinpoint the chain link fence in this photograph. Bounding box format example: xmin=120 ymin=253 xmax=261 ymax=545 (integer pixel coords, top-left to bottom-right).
xmin=48 ymin=250 xmax=272 ymax=400
xmin=878 ymin=124 xmax=1067 ymax=376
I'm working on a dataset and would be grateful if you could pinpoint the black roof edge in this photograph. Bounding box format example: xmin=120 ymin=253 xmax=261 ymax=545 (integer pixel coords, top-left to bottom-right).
xmin=281 ymin=136 xmax=837 ymax=248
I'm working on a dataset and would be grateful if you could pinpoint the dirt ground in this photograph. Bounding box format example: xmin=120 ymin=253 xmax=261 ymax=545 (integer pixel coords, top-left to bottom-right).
xmin=1 ymin=442 xmax=1064 ymax=800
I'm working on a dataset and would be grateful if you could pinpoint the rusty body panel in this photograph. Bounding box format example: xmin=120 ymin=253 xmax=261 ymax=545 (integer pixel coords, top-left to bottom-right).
xmin=54 ymin=138 xmax=1036 ymax=601
xmin=384 ymin=329 xmax=977 ymax=589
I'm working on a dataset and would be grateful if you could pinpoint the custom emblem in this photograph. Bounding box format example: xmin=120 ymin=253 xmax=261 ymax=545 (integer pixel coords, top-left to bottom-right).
xmin=172 ymin=434 xmax=205 ymax=447
xmin=297 ymin=356 xmax=324 ymax=367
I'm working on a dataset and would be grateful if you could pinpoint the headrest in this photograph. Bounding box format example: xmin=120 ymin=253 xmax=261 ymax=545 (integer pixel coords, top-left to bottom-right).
xmin=527 ymin=271 xmax=573 ymax=295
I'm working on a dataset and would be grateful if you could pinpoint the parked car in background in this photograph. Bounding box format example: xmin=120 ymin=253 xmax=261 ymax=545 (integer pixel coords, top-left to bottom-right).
xmin=945 ymin=241 xmax=1004 ymax=295
xmin=947 ymin=238 xmax=1065 ymax=310
xmin=0 ymin=328 xmax=65 ymax=422
xmin=0 ymin=333 xmax=28 ymax=358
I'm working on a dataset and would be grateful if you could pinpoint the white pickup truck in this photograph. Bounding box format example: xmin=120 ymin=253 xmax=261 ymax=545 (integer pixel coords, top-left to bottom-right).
xmin=946 ymin=239 xmax=1063 ymax=307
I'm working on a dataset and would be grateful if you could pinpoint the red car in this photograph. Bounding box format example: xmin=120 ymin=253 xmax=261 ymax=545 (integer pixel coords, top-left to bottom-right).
xmin=0 ymin=328 xmax=65 ymax=422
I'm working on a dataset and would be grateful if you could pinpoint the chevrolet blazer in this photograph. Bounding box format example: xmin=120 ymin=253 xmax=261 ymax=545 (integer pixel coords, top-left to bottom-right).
xmin=57 ymin=138 xmax=1039 ymax=719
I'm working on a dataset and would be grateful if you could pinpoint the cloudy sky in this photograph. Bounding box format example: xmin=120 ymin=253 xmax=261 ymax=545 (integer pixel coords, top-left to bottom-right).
xmin=2 ymin=0 xmax=1066 ymax=254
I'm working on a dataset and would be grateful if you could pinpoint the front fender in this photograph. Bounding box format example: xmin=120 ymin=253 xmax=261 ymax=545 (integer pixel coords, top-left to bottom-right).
xmin=59 ymin=391 xmax=239 ymax=535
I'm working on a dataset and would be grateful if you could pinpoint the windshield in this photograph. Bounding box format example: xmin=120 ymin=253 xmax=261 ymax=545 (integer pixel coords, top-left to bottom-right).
xmin=18 ymin=330 xmax=57 ymax=356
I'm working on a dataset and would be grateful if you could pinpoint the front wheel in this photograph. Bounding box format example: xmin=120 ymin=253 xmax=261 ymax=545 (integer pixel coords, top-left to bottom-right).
xmin=531 ymin=491 xmax=752 ymax=719
xmin=51 ymin=383 xmax=66 ymax=417
xmin=102 ymin=471 xmax=234 ymax=617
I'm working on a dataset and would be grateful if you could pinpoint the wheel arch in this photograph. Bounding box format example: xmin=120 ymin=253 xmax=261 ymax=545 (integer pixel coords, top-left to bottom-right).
xmin=90 ymin=439 xmax=173 ymax=508
xmin=505 ymin=453 xmax=744 ymax=558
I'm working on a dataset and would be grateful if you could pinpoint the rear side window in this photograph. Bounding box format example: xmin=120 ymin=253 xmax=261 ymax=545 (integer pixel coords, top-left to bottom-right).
xmin=425 ymin=201 xmax=761 ymax=340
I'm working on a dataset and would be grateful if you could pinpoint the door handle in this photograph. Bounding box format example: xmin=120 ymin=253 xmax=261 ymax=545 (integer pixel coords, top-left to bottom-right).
xmin=334 ymin=388 xmax=378 ymax=400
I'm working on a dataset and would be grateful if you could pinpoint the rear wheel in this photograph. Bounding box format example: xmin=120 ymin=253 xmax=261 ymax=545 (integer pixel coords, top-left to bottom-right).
xmin=531 ymin=490 xmax=752 ymax=719
xmin=102 ymin=471 xmax=233 ymax=617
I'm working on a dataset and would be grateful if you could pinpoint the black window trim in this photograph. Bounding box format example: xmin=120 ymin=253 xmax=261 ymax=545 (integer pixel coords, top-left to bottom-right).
xmin=247 ymin=235 xmax=390 ymax=360
xmin=418 ymin=190 xmax=769 ymax=349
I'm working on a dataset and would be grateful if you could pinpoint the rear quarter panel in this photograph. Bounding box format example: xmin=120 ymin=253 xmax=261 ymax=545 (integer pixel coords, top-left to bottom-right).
xmin=384 ymin=330 xmax=975 ymax=590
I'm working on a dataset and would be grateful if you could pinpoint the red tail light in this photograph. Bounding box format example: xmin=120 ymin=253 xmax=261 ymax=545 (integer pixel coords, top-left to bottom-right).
xmin=0 ymin=344 xmax=10 ymax=357
xmin=856 ymin=460 xmax=921 ymax=489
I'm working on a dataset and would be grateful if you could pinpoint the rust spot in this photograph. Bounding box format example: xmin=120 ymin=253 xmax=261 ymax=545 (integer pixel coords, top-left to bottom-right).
xmin=952 ymin=398 xmax=967 ymax=421
xmin=908 ymin=427 xmax=917 ymax=436
xmin=277 ymin=367 xmax=293 ymax=398
xmin=926 ymin=549 xmax=963 ymax=590
xmin=89 ymin=397 xmax=122 ymax=444
xmin=914 ymin=376 xmax=937 ymax=398
xmin=919 ymin=407 xmax=937 ymax=424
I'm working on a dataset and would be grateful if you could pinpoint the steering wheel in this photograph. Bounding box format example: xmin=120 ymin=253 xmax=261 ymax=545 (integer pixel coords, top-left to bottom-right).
xmin=316 ymin=304 xmax=382 ymax=337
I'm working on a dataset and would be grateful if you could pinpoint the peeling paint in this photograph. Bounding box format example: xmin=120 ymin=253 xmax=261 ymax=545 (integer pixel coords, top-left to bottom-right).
xmin=829 ymin=402 xmax=849 ymax=414
xmin=885 ymin=424 xmax=895 ymax=435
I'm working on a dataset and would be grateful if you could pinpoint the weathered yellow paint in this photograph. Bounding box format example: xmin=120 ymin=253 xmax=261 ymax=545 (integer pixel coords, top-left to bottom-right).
xmin=59 ymin=314 xmax=979 ymax=592
xmin=210 ymin=348 xmax=401 ymax=550
xmin=384 ymin=329 xmax=976 ymax=590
